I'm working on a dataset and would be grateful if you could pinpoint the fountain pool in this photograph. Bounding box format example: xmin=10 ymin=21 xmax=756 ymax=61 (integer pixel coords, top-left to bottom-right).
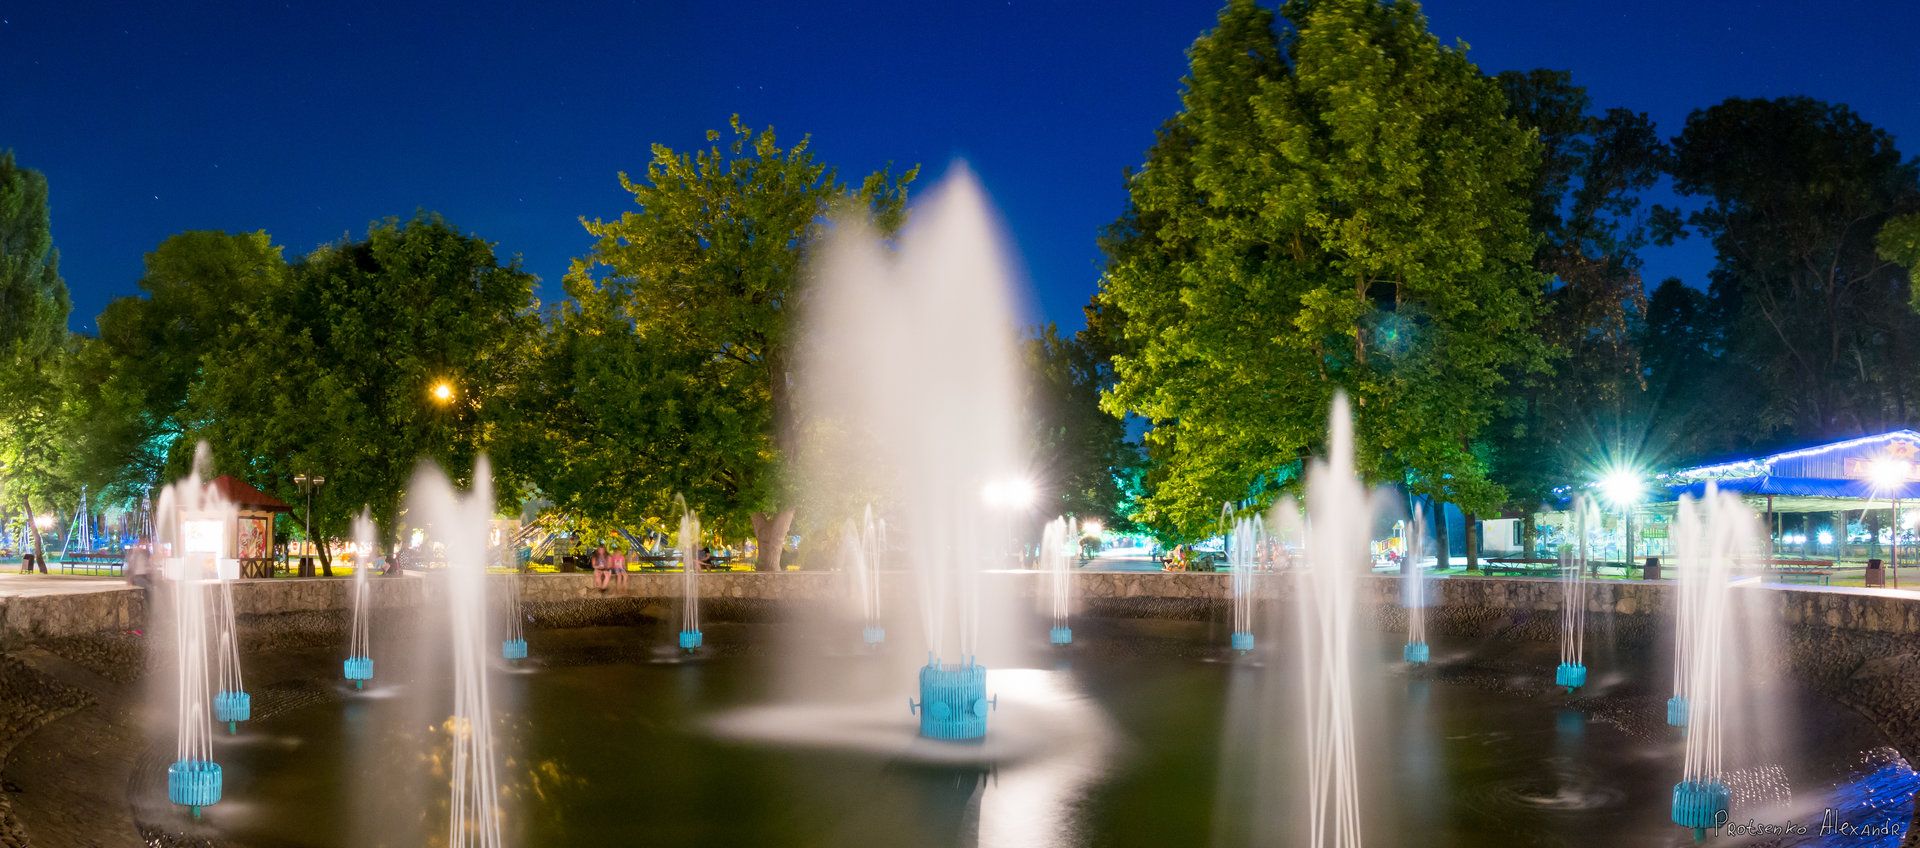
xmin=126 ymin=615 xmax=1912 ymax=848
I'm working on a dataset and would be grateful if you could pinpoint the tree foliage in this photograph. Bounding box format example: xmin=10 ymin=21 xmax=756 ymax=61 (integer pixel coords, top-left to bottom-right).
xmin=530 ymin=117 xmax=914 ymax=545
xmin=0 ymin=151 xmax=76 ymax=555
xmin=1023 ymin=323 xmax=1143 ymax=528
xmin=182 ymin=215 xmax=539 ymax=553
xmin=1095 ymin=0 xmax=1545 ymax=540
xmin=1661 ymin=97 xmax=1920 ymax=438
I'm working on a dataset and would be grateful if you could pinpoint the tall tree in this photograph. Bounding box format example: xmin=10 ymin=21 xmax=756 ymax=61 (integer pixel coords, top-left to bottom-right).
xmin=70 ymin=231 xmax=286 ymax=499
xmin=0 ymin=151 xmax=75 ymax=564
xmin=184 ymin=215 xmax=539 ymax=565
xmin=1488 ymin=70 xmax=1665 ymax=533
xmin=1024 ymin=323 xmax=1144 ymax=529
xmin=1662 ymin=97 xmax=1920 ymax=439
xmin=1095 ymin=0 xmax=1546 ymax=541
xmin=555 ymin=117 xmax=914 ymax=568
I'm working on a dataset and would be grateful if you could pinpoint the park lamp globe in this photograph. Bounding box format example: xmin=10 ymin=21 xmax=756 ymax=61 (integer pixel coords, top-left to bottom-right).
xmin=981 ymin=476 xmax=1038 ymax=510
xmin=1598 ymin=469 xmax=1643 ymax=507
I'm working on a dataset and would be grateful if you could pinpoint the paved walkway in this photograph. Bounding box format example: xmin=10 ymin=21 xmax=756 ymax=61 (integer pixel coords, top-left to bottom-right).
xmin=0 ymin=573 xmax=130 ymax=598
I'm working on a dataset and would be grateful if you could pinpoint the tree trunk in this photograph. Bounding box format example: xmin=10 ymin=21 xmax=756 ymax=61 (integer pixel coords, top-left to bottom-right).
xmin=751 ymin=509 xmax=796 ymax=573
xmin=22 ymin=495 xmax=47 ymax=573
xmin=1400 ymin=488 xmax=1418 ymax=576
xmin=318 ymin=536 xmax=333 ymax=577
xmin=1868 ymin=510 xmax=1883 ymax=559
xmin=1522 ymin=513 xmax=1538 ymax=560
xmin=1833 ymin=511 xmax=1848 ymax=559
xmin=1432 ymin=500 xmax=1451 ymax=573
xmin=1463 ymin=512 xmax=1480 ymax=572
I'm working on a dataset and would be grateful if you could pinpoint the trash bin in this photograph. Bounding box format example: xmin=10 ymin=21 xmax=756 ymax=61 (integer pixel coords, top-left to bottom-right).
xmin=1642 ymin=556 xmax=1661 ymax=581
xmin=1866 ymin=558 xmax=1886 ymax=587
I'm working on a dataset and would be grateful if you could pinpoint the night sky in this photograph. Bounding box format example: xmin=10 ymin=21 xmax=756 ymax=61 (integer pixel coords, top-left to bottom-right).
xmin=5 ymin=1 xmax=1918 ymax=334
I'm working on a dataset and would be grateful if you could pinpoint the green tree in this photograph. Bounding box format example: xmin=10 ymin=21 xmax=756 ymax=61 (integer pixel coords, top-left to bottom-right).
xmin=0 ymin=151 xmax=75 ymax=564
xmin=1662 ymin=97 xmax=1920 ymax=438
xmin=552 ymin=117 xmax=914 ymax=568
xmin=1095 ymin=0 xmax=1545 ymax=541
xmin=184 ymin=215 xmax=539 ymax=567
xmin=1487 ymin=70 xmax=1666 ymax=551
xmin=69 ymin=231 xmax=286 ymax=500
xmin=1024 ymin=323 xmax=1144 ymax=529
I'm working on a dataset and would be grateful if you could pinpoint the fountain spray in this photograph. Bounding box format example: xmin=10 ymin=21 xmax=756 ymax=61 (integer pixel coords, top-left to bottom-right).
xmin=345 ymin=510 xmax=375 ymax=687
xmin=1555 ymin=497 xmax=1594 ymax=692
xmin=1228 ymin=514 xmax=1261 ymax=653
xmin=678 ymin=500 xmax=703 ymax=651
xmin=1669 ymin=486 xmax=1754 ymax=841
xmin=1402 ymin=504 xmax=1429 ymax=665
xmin=1041 ymin=516 xmax=1077 ymax=645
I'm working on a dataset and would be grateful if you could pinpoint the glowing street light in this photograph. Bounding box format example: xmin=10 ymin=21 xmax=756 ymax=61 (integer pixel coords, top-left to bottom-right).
xmin=980 ymin=477 xmax=1037 ymax=510
xmin=429 ymin=380 xmax=456 ymax=405
xmin=1081 ymin=519 xmax=1104 ymax=538
xmin=1869 ymin=456 xmax=1912 ymax=588
xmin=1598 ymin=469 xmax=1643 ymax=507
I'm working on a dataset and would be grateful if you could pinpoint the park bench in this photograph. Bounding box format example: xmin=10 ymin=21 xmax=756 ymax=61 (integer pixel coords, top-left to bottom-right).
xmin=1756 ymin=558 xmax=1834 ymax=586
xmin=58 ymin=552 xmax=124 ymax=576
xmin=1481 ymin=557 xmax=1561 ymax=577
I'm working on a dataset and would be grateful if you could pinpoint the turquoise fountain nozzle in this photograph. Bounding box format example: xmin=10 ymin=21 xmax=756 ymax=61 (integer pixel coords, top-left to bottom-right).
xmin=1049 ymin=626 xmax=1073 ymax=646
xmin=344 ymin=655 xmax=373 ymax=690
xmin=1666 ymin=695 xmax=1689 ymax=727
xmin=678 ymin=629 xmax=703 ymax=651
xmin=910 ymin=654 xmax=992 ymax=740
xmin=213 ymin=690 xmax=250 ymax=735
xmin=862 ymin=625 xmax=885 ymax=647
xmin=167 ymin=759 xmax=221 ymax=818
xmin=1403 ymin=641 xmax=1430 ymax=664
xmin=1230 ymin=631 xmax=1254 ymax=653
xmin=501 ymin=637 xmax=528 ymax=661
xmin=1554 ymin=661 xmax=1587 ymax=693
xmin=1671 ymin=778 xmax=1730 ymax=842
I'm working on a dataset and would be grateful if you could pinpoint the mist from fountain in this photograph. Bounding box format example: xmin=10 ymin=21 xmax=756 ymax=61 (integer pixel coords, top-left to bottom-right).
xmin=678 ymin=502 xmax=703 ymax=651
xmin=345 ymin=510 xmax=375 ymax=687
xmin=153 ymin=445 xmax=238 ymax=818
xmin=407 ymin=459 xmax=505 ymax=848
xmin=845 ymin=506 xmax=887 ymax=646
xmin=1668 ymin=485 xmax=1762 ymax=839
xmin=1040 ymin=517 xmax=1076 ymax=645
xmin=1402 ymin=505 xmax=1428 ymax=665
xmin=1556 ymin=497 xmax=1595 ymax=692
xmin=1228 ymin=514 xmax=1261 ymax=653
xmin=1285 ymin=394 xmax=1368 ymax=848
xmin=792 ymin=166 xmax=1030 ymax=740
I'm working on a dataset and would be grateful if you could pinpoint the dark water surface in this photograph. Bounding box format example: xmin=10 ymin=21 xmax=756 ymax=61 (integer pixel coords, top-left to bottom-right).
xmin=158 ymin=619 xmax=1912 ymax=847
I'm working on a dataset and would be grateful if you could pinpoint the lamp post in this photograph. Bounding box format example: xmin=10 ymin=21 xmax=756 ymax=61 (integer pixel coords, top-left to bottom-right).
xmin=1869 ymin=457 xmax=1909 ymax=589
xmin=292 ymin=474 xmax=328 ymax=577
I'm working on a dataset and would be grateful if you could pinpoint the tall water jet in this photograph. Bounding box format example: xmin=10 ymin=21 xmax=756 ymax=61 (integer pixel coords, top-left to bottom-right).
xmin=678 ymin=503 xmax=703 ymax=652
xmin=1402 ymin=505 xmax=1429 ymax=665
xmin=153 ymin=449 xmax=237 ymax=818
xmin=792 ymin=167 xmax=1026 ymax=742
xmin=1555 ymin=498 xmax=1594 ymax=693
xmin=844 ymin=507 xmax=887 ymax=646
xmin=1668 ymin=486 xmax=1756 ymax=841
xmin=1280 ymin=394 xmax=1366 ymax=848
xmin=500 ymin=570 xmax=527 ymax=661
xmin=345 ymin=510 xmax=375 ymax=688
xmin=212 ymin=578 xmax=248 ymax=734
xmin=1228 ymin=514 xmax=1261 ymax=653
xmin=408 ymin=460 xmax=504 ymax=848
xmin=1040 ymin=516 xmax=1076 ymax=646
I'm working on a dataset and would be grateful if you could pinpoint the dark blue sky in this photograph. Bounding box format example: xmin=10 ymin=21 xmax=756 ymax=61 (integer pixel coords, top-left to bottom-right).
xmin=5 ymin=1 xmax=1917 ymax=334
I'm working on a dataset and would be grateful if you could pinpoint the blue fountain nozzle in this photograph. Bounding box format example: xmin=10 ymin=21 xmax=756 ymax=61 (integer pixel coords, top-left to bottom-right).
xmin=863 ymin=625 xmax=886 ymax=646
xmin=1671 ymin=778 xmax=1731 ymax=842
xmin=1403 ymin=641 xmax=1430 ymax=665
xmin=167 ymin=758 xmax=222 ymax=813
xmin=1667 ymin=695 xmax=1690 ymax=727
xmin=1049 ymin=626 xmax=1073 ymax=646
xmin=501 ymin=637 xmax=528 ymax=661
xmin=344 ymin=655 xmax=374 ymax=684
xmin=213 ymin=690 xmax=250 ymax=734
xmin=916 ymin=660 xmax=991 ymax=740
xmin=678 ymin=629 xmax=703 ymax=651
xmin=1230 ymin=631 xmax=1255 ymax=653
xmin=1554 ymin=661 xmax=1588 ymax=692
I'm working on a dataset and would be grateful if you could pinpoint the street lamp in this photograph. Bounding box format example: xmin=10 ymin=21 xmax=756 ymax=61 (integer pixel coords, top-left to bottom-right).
xmin=429 ymin=380 xmax=455 ymax=405
xmin=1870 ymin=457 xmax=1910 ymax=588
xmin=1598 ymin=468 xmax=1643 ymax=575
xmin=293 ymin=474 xmax=328 ymax=577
